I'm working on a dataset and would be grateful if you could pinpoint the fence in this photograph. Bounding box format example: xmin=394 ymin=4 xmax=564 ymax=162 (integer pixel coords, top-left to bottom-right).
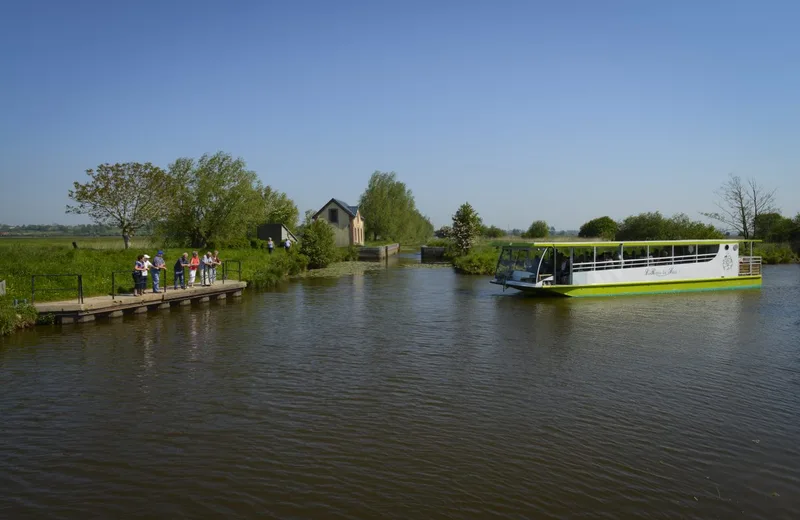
xmin=31 ymin=274 xmax=83 ymax=304
xmin=222 ymin=260 xmax=241 ymax=282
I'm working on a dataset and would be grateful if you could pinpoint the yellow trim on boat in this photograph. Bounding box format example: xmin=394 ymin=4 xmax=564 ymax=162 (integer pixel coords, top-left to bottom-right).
xmin=507 ymin=275 xmax=762 ymax=298
xmin=501 ymin=239 xmax=761 ymax=248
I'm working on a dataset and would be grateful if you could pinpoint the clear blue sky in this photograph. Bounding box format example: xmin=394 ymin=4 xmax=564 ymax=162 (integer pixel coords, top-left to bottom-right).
xmin=1 ymin=0 xmax=799 ymax=230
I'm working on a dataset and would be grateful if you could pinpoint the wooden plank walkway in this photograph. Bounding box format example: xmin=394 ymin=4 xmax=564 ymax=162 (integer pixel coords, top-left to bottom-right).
xmin=35 ymin=281 xmax=247 ymax=323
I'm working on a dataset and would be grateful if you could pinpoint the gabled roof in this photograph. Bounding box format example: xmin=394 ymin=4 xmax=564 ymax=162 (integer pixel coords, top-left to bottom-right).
xmin=313 ymin=198 xmax=359 ymax=220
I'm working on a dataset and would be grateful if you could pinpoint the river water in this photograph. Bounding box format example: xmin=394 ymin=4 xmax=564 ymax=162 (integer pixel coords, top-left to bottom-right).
xmin=1 ymin=261 xmax=799 ymax=519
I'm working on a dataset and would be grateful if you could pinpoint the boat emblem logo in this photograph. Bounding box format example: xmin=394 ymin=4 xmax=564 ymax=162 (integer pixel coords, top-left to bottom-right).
xmin=722 ymin=254 xmax=733 ymax=271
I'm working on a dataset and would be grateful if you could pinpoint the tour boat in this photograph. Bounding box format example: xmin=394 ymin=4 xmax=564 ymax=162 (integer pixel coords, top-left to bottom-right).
xmin=490 ymin=239 xmax=762 ymax=297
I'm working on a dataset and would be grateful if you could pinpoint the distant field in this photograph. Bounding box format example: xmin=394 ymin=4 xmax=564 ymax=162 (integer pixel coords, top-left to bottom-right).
xmin=0 ymin=236 xmax=154 ymax=250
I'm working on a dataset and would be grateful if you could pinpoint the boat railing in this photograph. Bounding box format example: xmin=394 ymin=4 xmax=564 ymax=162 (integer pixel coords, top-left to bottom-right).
xmin=739 ymin=256 xmax=762 ymax=276
xmin=572 ymin=252 xmax=718 ymax=272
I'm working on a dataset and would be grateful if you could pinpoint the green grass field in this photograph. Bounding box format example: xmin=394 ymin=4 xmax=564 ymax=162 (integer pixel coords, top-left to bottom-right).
xmin=0 ymin=236 xmax=308 ymax=302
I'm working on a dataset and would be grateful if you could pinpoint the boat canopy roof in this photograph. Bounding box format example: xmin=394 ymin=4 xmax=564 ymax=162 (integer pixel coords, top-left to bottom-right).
xmin=499 ymin=239 xmax=761 ymax=248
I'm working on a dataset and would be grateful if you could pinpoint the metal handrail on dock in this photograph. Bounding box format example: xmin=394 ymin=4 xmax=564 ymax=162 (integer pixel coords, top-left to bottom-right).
xmin=222 ymin=260 xmax=241 ymax=282
xmin=31 ymin=274 xmax=83 ymax=304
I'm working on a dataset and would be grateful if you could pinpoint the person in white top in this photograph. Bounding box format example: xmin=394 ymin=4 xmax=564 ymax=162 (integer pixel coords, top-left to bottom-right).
xmin=141 ymin=254 xmax=153 ymax=293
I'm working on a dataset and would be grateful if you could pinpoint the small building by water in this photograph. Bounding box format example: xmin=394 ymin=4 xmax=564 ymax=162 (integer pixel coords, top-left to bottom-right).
xmin=257 ymin=223 xmax=297 ymax=245
xmin=312 ymin=198 xmax=365 ymax=247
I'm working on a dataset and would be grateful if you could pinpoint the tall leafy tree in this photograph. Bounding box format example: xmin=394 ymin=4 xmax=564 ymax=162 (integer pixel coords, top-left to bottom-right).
xmin=260 ymin=186 xmax=299 ymax=231
xmin=358 ymin=170 xmax=432 ymax=243
xmin=67 ymin=162 xmax=171 ymax=249
xmin=451 ymin=202 xmax=482 ymax=254
xmin=160 ymin=152 xmax=263 ymax=248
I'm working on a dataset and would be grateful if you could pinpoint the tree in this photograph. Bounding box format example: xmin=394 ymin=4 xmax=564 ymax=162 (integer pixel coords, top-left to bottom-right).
xmin=300 ymin=218 xmax=337 ymax=269
xmin=67 ymin=162 xmax=171 ymax=249
xmin=482 ymin=225 xmax=505 ymax=238
xmin=579 ymin=216 xmax=619 ymax=240
xmin=703 ymin=174 xmax=776 ymax=238
xmin=260 ymin=186 xmax=299 ymax=231
xmin=451 ymin=202 xmax=482 ymax=254
xmin=617 ymin=212 xmax=722 ymax=241
xmin=160 ymin=152 xmax=263 ymax=248
xmin=522 ymin=220 xmax=549 ymax=239
xmin=358 ymin=171 xmax=432 ymax=243
xmin=754 ymin=212 xmax=794 ymax=242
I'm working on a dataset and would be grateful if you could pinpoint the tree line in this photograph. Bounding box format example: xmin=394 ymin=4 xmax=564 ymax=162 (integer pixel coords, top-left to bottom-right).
xmin=67 ymin=153 xmax=435 ymax=252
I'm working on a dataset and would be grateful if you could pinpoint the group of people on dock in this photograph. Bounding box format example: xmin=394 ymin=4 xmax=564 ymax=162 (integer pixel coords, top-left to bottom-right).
xmin=133 ymin=251 xmax=222 ymax=296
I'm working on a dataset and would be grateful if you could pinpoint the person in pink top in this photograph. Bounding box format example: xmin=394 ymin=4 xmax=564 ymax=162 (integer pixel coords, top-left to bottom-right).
xmin=188 ymin=251 xmax=200 ymax=287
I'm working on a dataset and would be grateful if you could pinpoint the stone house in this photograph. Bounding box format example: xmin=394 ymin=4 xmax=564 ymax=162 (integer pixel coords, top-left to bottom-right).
xmin=312 ymin=198 xmax=365 ymax=247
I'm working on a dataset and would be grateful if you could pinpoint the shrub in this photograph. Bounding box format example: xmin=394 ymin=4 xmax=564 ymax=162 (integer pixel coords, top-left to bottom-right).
xmin=0 ymin=297 xmax=38 ymax=336
xmin=452 ymin=247 xmax=498 ymax=275
xmin=579 ymin=216 xmax=618 ymax=239
xmin=300 ymin=219 xmax=337 ymax=269
xmin=482 ymin=225 xmax=506 ymax=238
xmin=754 ymin=243 xmax=799 ymax=264
xmin=616 ymin=212 xmax=722 ymax=241
xmin=337 ymin=245 xmax=360 ymax=262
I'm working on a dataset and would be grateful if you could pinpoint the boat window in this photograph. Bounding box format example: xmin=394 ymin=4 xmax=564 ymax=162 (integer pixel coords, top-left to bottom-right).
xmin=698 ymin=244 xmax=719 ymax=256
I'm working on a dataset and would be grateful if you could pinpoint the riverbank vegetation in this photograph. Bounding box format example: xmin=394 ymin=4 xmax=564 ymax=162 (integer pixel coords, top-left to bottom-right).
xmin=437 ymin=177 xmax=800 ymax=275
xmin=0 ymin=297 xmax=38 ymax=336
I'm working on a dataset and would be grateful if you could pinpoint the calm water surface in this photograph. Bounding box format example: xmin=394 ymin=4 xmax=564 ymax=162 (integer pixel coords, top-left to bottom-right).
xmin=2 ymin=262 xmax=799 ymax=519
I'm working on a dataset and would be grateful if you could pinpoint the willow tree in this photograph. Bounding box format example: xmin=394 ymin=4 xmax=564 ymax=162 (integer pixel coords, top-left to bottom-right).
xmin=358 ymin=170 xmax=432 ymax=243
xmin=67 ymin=162 xmax=171 ymax=249
xmin=160 ymin=152 xmax=263 ymax=248
xmin=260 ymin=186 xmax=299 ymax=232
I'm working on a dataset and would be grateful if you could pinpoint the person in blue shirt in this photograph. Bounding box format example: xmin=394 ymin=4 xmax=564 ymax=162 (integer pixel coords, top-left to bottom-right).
xmin=174 ymin=252 xmax=189 ymax=289
xmin=151 ymin=251 xmax=166 ymax=293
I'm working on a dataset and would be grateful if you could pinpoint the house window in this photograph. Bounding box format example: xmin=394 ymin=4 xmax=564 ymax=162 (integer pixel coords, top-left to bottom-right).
xmin=328 ymin=208 xmax=338 ymax=224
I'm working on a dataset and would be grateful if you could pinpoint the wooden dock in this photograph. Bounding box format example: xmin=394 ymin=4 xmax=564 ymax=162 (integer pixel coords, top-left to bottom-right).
xmin=34 ymin=281 xmax=247 ymax=324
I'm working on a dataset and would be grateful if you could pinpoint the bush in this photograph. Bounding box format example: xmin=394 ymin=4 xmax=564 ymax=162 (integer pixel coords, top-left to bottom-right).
xmin=337 ymin=245 xmax=360 ymax=262
xmin=452 ymin=247 xmax=498 ymax=275
xmin=0 ymin=297 xmax=38 ymax=336
xmin=579 ymin=216 xmax=618 ymax=239
xmin=616 ymin=212 xmax=722 ymax=241
xmin=300 ymin=219 xmax=337 ymax=269
xmin=482 ymin=225 xmax=506 ymax=238
xmin=754 ymin=243 xmax=799 ymax=264
xmin=247 ymin=251 xmax=308 ymax=289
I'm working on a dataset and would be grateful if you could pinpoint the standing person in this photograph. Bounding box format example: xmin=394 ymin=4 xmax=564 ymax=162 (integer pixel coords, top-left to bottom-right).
xmin=200 ymin=251 xmax=212 ymax=286
xmin=267 ymin=237 xmax=274 ymax=255
xmin=210 ymin=250 xmax=221 ymax=284
xmin=188 ymin=251 xmax=200 ymax=287
xmin=284 ymin=238 xmax=291 ymax=252
xmin=152 ymin=250 xmax=166 ymax=293
xmin=133 ymin=254 xmax=145 ymax=296
xmin=141 ymin=254 xmax=152 ymax=294
xmin=174 ymin=252 xmax=189 ymax=289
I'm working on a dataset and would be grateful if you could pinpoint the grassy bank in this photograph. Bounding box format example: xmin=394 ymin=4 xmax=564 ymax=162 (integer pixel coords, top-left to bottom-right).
xmin=0 ymin=296 xmax=38 ymax=336
xmin=0 ymin=235 xmax=382 ymax=304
